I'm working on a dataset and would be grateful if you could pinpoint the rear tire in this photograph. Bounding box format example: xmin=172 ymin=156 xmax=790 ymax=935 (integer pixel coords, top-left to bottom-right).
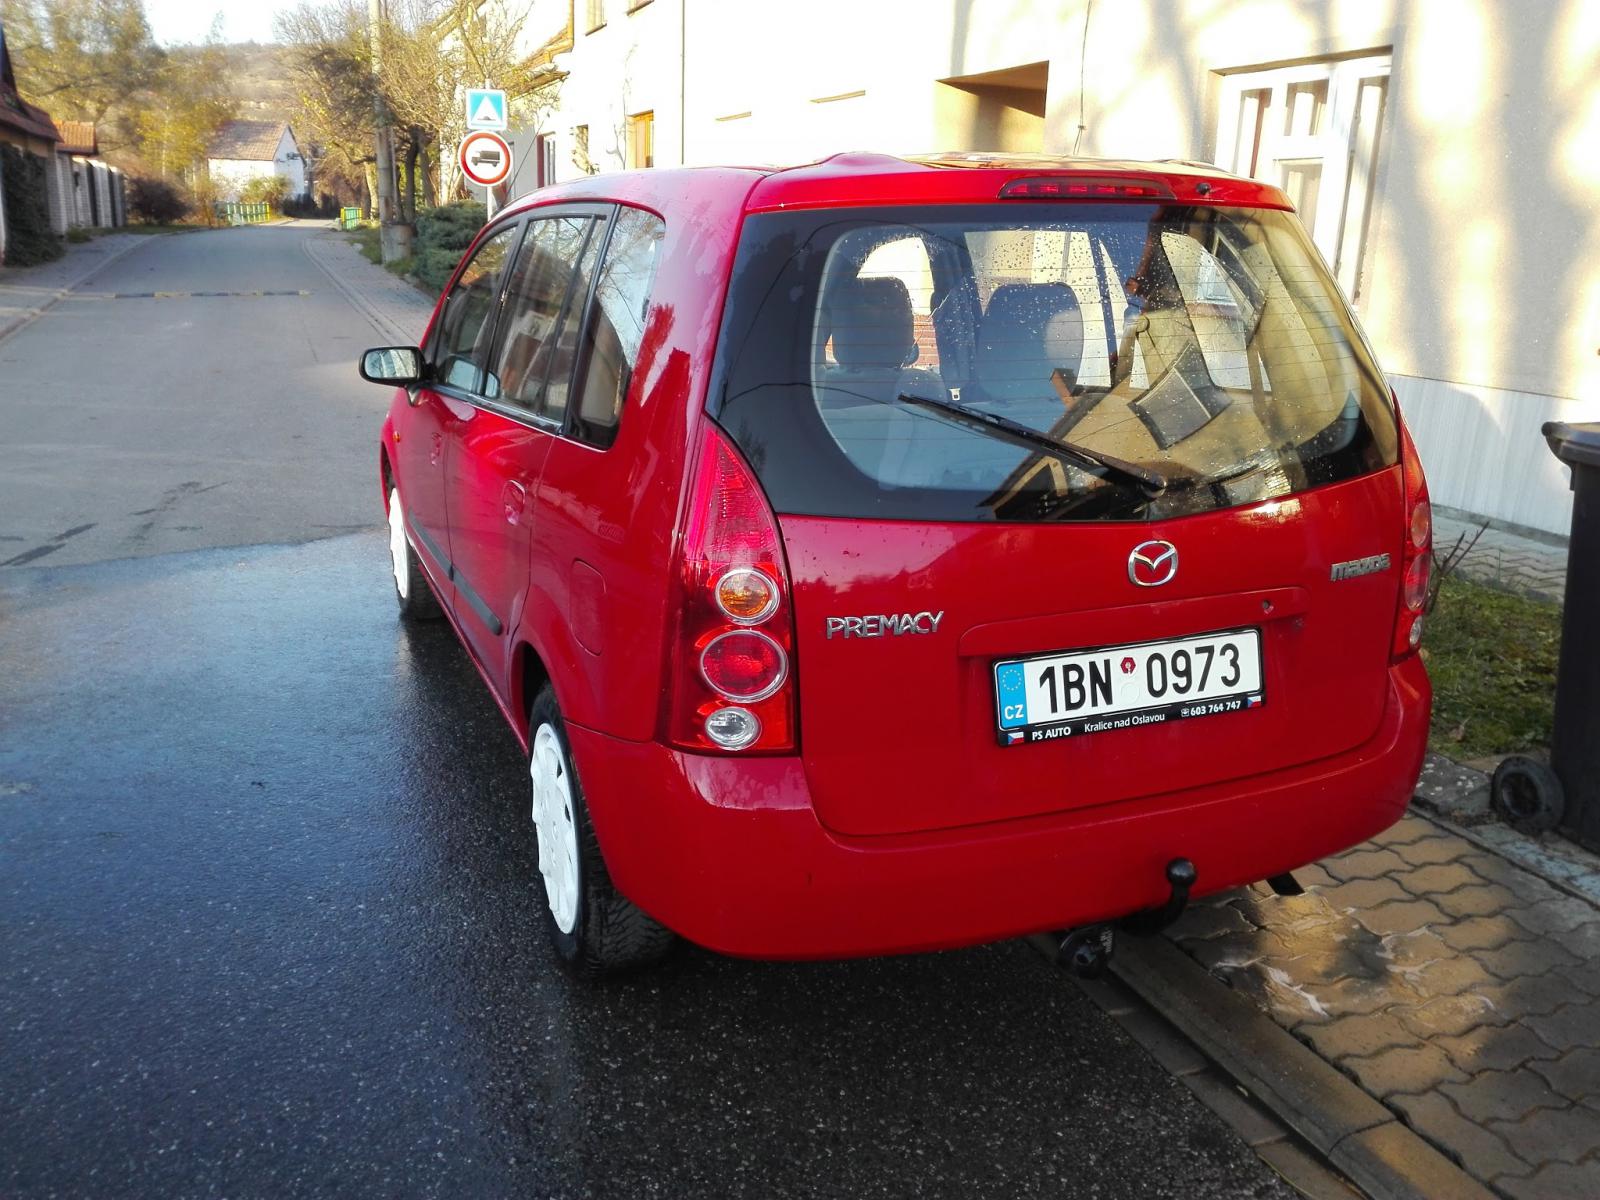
xmin=1491 ymin=755 xmax=1565 ymax=835
xmin=527 ymin=684 xmax=675 ymax=977
xmin=387 ymin=486 xmax=442 ymax=621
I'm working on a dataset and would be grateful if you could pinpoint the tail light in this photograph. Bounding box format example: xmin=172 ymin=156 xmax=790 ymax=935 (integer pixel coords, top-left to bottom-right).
xmin=665 ymin=425 xmax=797 ymax=753
xmin=1392 ymin=410 xmax=1433 ymax=660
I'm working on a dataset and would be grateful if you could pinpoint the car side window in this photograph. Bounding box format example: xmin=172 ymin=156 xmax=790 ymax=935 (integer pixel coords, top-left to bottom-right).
xmin=571 ymin=208 xmax=665 ymax=448
xmin=487 ymin=215 xmax=597 ymax=420
xmin=432 ymin=223 xmax=521 ymax=394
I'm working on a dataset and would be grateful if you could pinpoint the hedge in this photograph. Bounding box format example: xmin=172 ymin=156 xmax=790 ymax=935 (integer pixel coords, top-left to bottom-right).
xmin=0 ymin=145 xmax=64 ymax=267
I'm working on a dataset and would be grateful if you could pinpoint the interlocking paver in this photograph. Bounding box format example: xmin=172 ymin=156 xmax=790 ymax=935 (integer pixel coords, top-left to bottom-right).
xmin=1532 ymin=1049 xmax=1600 ymax=1102
xmin=1395 ymin=992 xmax=1505 ymax=1041
xmin=1504 ymin=896 xmax=1600 ymax=947
xmin=1358 ymin=897 xmax=1451 ymax=936
xmin=1523 ymin=1004 xmax=1600 ymax=1054
xmin=1500 ymin=1160 xmax=1600 ymax=1200
xmin=1435 ymin=914 xmax=1533 ymax=954
xmin=1343 ymin=1042 xmax=1467 ymax=1098
xmin=1540 ymin=919 xmax=1600 ymax=962
xmin=1435 ymin=883 xmax=1529 ymax=920
xmin=1441 ymin=1068 xmax=1570 ymax=1124
xmin=1488 ymin=1104 xmax=1600 ymax=1173
xmin=1479 ymin=972 xmax=1594 ymax=1019
xmin=1476 ymin=937 xmax=1582 ymax=982
xmin=1393 ymin=836 xmax=1473 ymax=867
xmin=1323 ymin=846 xmax=1409 ymax=882
xmin=1174 ymin=810 xmax=1600 ymax=1191
xmin=1395 ymin=861 xmax=1488 ymax=896
xmin=1170 ymin=901 xmax=1259 ymax=942
xmin=1390 ymin=1092 xmax=1532 ymax=1182
xmin=1299 ymin=1010 xmax=1418 ymax=1060
xmin=1457 ymin=854 xmax=1565 ymax=905
xmin=1317 ymin=876 xmax=1410 ymax=912
xmin=1438 ymin=1022 xmax=1560 ymax=1075
xmin=1556 ymin=958 xmax=1600 ymax=998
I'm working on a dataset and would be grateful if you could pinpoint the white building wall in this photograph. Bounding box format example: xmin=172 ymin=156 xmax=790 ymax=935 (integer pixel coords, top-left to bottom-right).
xmin=208 ymin=130 xmax=308 ymax=201
xmin=503 ymin=0 xmax=1598 ymax=535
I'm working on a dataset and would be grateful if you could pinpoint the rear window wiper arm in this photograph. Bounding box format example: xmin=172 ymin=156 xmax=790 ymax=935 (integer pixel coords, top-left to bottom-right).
xmin=894 ymin=392 xmax=1169 ymax=493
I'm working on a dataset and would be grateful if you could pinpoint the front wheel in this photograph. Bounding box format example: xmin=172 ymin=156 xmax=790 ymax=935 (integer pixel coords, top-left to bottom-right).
xmin=387 ymin=485 xmax=442 ymax=620
xmin=527 ymin=684 xmax=675 ymax=977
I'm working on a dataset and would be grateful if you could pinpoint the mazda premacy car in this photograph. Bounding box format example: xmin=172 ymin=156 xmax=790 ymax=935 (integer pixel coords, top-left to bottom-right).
xmin=360 ymin=153 xmax=1432 ymax=975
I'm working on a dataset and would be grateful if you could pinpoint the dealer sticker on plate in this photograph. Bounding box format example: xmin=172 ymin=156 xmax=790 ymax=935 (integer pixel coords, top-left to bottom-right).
xmin=994 ymin=627 xmax=1264 ymax=746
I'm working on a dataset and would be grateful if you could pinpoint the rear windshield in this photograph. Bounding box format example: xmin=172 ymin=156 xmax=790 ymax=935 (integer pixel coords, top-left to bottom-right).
xmin=709 ymin=203 xmax=1398 ymax=522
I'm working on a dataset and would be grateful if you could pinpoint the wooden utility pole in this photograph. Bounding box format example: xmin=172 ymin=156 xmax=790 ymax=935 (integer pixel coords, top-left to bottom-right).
xmin=369 ymin=0 xmax=411 ymax=262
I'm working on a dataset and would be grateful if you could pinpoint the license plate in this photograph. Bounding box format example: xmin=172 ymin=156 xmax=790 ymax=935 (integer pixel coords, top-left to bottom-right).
xmin=994 ymin=628 xmax=1264 ymax=745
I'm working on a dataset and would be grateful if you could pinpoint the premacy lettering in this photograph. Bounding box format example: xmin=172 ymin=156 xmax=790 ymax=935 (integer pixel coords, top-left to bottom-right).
xmin=825 ymin=611 xmax=946 ymax=639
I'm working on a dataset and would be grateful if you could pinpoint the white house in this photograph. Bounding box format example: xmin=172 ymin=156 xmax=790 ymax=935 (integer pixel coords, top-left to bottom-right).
xmin=205 ymin=120 xmax=309 ymax=201
xmin=487 ymin=0 xmax=1600 ymax=539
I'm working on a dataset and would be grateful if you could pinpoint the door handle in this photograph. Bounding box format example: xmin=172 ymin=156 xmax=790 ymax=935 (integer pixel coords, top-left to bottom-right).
xmin=502 ymin=480 xmax=528 ymax=525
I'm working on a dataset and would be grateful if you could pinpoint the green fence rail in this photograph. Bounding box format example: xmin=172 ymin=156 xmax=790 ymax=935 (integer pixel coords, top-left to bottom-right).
xmin=340 ymin=206 xmax=362 ymax=231
xmin=215 ymin=201 xmax=273 ymax=226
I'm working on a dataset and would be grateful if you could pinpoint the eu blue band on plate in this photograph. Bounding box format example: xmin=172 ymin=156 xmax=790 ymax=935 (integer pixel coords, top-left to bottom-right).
xmin=996 ymin=662 xmax=1028 ymax=729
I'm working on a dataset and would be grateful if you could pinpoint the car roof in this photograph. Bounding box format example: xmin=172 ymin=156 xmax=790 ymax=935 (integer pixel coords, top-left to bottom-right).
xmin=502 ymin=151 xmax=1290 ymax=220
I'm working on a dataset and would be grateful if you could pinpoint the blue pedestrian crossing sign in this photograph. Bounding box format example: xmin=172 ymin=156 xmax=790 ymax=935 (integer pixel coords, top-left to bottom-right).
xmin=465 ymin=88 xmax=507 ymax=131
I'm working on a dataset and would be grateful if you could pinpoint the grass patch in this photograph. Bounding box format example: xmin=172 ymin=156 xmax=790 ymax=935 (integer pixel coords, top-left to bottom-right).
xmin=349 ymin=225 xmax=382 ymax=265
xmin=65 ymin=227 xmax=94 ymax=243
xmin=1424 ymin=574 xmax=1560 ymax=759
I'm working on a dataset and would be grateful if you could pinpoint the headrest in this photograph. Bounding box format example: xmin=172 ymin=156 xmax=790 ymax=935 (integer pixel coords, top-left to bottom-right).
xmin=974 ymin=282 xmax=1084 ymax=403
xmin=829 ymin=276 xmax=916 ymax=369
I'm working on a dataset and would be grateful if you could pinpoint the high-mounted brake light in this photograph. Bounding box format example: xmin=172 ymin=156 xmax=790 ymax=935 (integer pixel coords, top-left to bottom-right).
xmin=1392 ymin=407 xmax=1434 ymax=660
xmin=665 ymin=426 xmax=797 ymax=754
xmin=999 ymin=176 xmax=1176 ymax=201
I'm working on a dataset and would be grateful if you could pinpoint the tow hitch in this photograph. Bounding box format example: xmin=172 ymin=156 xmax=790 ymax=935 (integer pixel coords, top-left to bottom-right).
xmin=1120 ymin=858 xmax=1198 ymax=936
xmin=1047 ymin=857 xmax=1199 ymax=979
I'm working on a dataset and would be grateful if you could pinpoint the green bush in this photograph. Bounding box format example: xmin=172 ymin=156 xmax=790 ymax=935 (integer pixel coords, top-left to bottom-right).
xmin=127 ymin=176 xmax=189 ymax=224
xmin=240 ymin=174 xmax=291 ymax=206
xmin=66 ymin=227 xmax=94 ymax=243
xmin=0 ymin=144 xmax=64 ymax=266
xmin=414 ymin=201 xmax=487 ymax=292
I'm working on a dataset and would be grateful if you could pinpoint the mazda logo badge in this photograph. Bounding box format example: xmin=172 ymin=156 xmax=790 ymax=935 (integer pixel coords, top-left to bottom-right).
xmin=1128 ymin=540 xmax=1179 ymax=587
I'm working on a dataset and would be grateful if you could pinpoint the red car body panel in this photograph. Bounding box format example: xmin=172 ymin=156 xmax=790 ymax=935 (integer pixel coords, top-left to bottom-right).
xmin=571 ymin=656 xmax=1428 ymax=959
xmin=378 ymin=153 xmax=1433 ymax=959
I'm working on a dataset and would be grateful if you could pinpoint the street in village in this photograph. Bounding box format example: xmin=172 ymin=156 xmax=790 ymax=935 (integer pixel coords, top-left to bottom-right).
xmin=0 ymin=223 xmax=1304 ymax=1199
xmin=4 ymin=222 xmax=1600 ymax=1200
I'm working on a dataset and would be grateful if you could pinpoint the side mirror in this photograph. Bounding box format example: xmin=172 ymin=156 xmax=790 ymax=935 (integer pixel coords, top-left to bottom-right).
xmin=360 ymin=346 xmax=424 ymax=385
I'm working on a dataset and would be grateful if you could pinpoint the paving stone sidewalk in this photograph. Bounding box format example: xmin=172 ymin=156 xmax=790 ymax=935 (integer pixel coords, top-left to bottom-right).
xmin=0 ymin=231 xmax=151 ymax=339
xmin=1169 ymin=813 xmax=1600 ymax=1197
xmin=1434 ymin=512 xmax=1569 ymax=604
xmin=299 ymin=221 xmax=436 ymax=346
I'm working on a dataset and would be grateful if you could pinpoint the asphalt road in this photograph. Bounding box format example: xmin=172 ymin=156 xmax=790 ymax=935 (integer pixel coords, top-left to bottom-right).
xmin=0 ymin=226 xmax=1297 ymax=1198
xmin=0 ymin=225 xmax=391 ymax=569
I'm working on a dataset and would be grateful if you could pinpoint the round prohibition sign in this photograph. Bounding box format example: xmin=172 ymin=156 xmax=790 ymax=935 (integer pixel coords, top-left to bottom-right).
xmin=459 ymin=130 xmax=512 ymax=188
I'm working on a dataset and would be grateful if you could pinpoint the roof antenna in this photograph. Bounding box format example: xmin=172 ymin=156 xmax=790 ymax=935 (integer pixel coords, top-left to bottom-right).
xmin=1073 ymin=0 xmax=1093 ymax=156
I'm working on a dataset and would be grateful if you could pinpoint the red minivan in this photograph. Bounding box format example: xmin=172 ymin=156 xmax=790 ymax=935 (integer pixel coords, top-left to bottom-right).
xmin=360 ymin=153 xmax=1432 ymax=975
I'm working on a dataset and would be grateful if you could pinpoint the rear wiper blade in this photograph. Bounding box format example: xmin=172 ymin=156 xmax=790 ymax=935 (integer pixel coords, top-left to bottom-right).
xmin=894 ymin=392 xmax=1169 ymax=492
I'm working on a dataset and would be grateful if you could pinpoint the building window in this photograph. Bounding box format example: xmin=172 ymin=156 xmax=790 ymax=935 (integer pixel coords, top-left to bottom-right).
xmin=627 ymin=111 xmax=654 ymax=169
xmin=1215 ymin=53 xmax=1389 ymax=305
xmin=572 ymin=125 xmax=593 ymax=174
xmin=627 ymin=0 xmax=653 ymax=11
xmin=535 ymin=133 xmax=557 ymax=188
xmin=586 ymin=0 xmax=604 ymax=32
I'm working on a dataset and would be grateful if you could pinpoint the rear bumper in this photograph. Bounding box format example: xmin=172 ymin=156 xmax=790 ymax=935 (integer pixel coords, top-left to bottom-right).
xmin=571 ymin=657 xmax=1430 ymax=959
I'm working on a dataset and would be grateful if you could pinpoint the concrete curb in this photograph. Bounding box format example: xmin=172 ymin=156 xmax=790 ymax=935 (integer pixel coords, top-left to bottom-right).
xmin=0 ymin=235 xmax=152 ymax=345
xmin=1113 ymin=936 xmax=1495 ymax=1200
xmin=300 ymin=233 xmax=420 ymax=346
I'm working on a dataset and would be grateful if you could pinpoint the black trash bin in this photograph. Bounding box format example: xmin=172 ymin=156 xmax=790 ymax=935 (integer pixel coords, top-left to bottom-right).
xmin=1543 ymin=421 xmax=1600 ymax=851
